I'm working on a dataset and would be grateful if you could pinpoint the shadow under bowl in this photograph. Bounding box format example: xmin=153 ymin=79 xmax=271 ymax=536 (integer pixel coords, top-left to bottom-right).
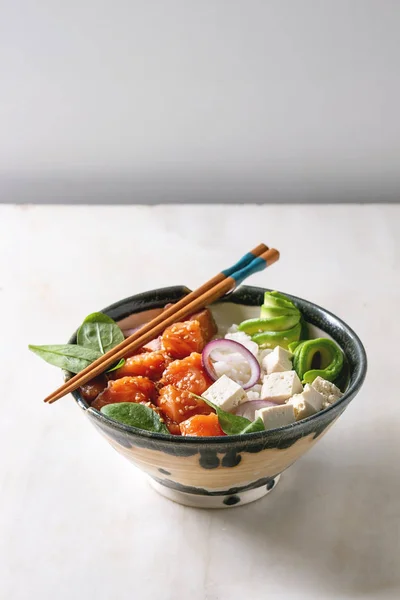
xmin=70 ymin=285 xmax=367 ymax=509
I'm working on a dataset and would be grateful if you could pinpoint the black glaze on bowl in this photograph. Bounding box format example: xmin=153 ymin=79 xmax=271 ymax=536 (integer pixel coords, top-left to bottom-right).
xmin=69 ymin=285 xmax=367 ymax=496
xmin=151 ymin=474 xmax=279 ymax=497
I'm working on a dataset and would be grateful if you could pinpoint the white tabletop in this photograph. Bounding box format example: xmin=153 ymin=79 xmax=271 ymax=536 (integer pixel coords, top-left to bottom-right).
xmin=1 ymin=204 xmax=399 ymax=600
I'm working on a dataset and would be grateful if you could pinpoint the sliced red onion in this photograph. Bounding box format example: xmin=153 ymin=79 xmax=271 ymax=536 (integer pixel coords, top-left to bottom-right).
xmin=202 ymin=339 xmax=261 ymax=390
xmin=235 ymin=400 xmax=278 ymax=421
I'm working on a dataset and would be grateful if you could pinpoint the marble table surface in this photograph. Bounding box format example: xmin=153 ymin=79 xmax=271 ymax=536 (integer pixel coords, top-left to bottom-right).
xmin=0 ymin=204 xmax=399 ymax=600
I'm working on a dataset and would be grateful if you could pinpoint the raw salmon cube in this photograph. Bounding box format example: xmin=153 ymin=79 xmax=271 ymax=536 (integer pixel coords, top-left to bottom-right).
xmin=189 ymin=309 xmax=218 ymax=342
xmin=163 ymin=417 xmax=181 ymax=436
xmin=161 ymin=320 xmax=206 ymax=359
xmin=91 ymin=376 xmax=156 ymax=410
xmin=79 ymin=375 xmax=108 ymax=403
xmin=157 ymin=385 xmax=213 ymax=424
xmin=180 ymin=413 xmax=225 ymax=437
xmin=111 ymin=351 xmax=170 ymax=380
xmin=160 ymin=352 xmax=213 ymax=395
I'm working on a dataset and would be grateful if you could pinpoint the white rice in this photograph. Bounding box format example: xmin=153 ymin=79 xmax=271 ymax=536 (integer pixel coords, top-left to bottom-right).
xmin=211 ymin=327 xmax=264 ymax=390
xmin=213 ymin=357 xmax=251 ymax=386
xmin=224 ymin=330 xmax=259 ymax=356
xmin=246 ymin=384 xmax=262 ymax=401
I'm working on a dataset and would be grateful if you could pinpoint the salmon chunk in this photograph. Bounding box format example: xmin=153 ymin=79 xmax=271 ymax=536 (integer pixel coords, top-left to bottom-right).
xmin=188 ymin=309 xmax=218 ymax=342
xmin=91 ymin=376 xmax=156 ymax=410
xmin=79 ymin=375 xmax=108 ymax=403
xmin=160 ymin=352 xmax=213 ymax=395
xmin=161 ymin=320 xmax=206 ymax=359
xmin=139 ymin=401 xmax=181 ymax=435
xmin=111 ymin=351 xmax=170 ymax=380
xmin=157 ymin=385 xmax=213 ymax=424
xmin=180 ymin=413 xmax=225 ymax=437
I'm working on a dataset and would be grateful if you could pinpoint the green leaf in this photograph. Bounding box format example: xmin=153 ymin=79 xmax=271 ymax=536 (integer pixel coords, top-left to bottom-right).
xmin=77 ymin=312 xmax=124 ymax=354
xmin=28 ymin=344 xmax=102 ymax=374
xmin=241 ymin=417 xmax=265 ymax=433
xmin=100 ymin=402 xmax=170 ymax=434
xmin=216 ymin=409 xmax=255 ymax=435
xmin=29 ymin=312 xmax=125 ymax=375
xmin=106 ymin=358 xmax=125 ymax=373
xmin=191 ymin=393 xmax=265 ymax=435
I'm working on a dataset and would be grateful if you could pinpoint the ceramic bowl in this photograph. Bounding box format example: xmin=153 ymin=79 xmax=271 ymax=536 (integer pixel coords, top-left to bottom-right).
xmin=70 ymin=286 xmax=367 ymax=509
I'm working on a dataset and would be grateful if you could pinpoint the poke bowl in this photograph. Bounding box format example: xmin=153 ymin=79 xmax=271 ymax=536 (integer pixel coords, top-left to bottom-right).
xmin=68 ymin=285 xmax=367 ymax=509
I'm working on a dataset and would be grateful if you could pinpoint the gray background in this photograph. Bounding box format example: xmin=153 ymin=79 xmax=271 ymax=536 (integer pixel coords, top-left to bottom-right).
xmin=1 ymin=0 xmax=399 ymax=204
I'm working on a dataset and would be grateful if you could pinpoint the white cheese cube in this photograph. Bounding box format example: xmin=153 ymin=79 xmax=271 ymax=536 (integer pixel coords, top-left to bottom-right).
xmin=262 ymin=345 xmax=293 ymax=374
xmin=261 ymin=371 xmax=303 ymax=404
xmin=288 ymin=384 xmax=325 ymax=420
xmin=311 ymin=376 xmax=343 ymax=408
xmin=258 ymin=348 xmax=273 ymax=365
xmin=255 ymin=404 xmax=296 ymax=430
xmin=202 ymin=375 xmax=247 ymax=412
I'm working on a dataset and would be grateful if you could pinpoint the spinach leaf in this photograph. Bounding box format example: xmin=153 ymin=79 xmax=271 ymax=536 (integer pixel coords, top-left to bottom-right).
xmin=240 ymin=417 xmax=265 ymax=434
xmin=77 ymin=312 xmax=124 ymax=354
xmin=29 ymin=312 xmax=126 ymax=375
xmin=100 ymin=402 xmax=170 ymax=434
xmin=215 ymin=408 xmax=256 ymax=435
xmin=191 ymin=393 xmax=265 ymax=435
xmin=28 ymin=344 xmax=102 ymax=374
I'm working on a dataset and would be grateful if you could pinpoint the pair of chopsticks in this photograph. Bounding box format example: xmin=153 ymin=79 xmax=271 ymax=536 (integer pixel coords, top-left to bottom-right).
xmin=45 ymin=243 xmax=279 ymax=404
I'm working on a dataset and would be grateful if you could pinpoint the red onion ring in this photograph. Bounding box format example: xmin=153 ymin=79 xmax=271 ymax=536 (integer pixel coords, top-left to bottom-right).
xmin=235 ymin=400 xmax=278 ymax=421
xmin=202 ymin=339 xmax=261 ymax=390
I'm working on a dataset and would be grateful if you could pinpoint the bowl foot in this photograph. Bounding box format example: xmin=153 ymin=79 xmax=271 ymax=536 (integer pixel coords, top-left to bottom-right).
xmin=148 ymin=475 xmax=281 ymax=509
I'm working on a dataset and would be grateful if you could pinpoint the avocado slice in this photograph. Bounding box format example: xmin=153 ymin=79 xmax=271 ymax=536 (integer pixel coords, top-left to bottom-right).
xmin=263 ymin=291 xmax=298 ymax=311
xmin=238 ymin=314 xmax=301 ymax=335
xmin=288 ymin=340 xmax=303 ymax=353
xmin=260 ymin=305 xmax=299 ymax=319
xmin=252 ymin=322 xmax=302 ymax=349
xmin=292 ymin=338 xmax=344 ymax=384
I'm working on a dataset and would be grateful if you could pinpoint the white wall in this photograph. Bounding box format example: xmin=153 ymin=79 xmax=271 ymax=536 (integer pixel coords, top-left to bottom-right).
xmin=1 ymin=1 xmax=399 ymax=203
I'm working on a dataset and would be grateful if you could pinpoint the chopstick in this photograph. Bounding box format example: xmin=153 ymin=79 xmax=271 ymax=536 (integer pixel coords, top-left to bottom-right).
xmin=44 ymin=245 xmax=279 ymax=404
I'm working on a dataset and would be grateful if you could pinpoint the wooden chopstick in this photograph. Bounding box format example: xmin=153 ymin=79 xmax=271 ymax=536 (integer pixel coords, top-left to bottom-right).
xmin=44 ymin=243 xmax=269 ymax=404
xmin=45 ymin=246 xmax=279 ymax=404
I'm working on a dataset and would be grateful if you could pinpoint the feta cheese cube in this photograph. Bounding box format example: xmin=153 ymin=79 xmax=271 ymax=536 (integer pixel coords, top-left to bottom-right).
xmin=261 ymin=371 xmax=303 ymax=404
xmin=262 ymin=345 xmax=293 ymax=374
xmin=288 ymin=384 xmax=325 ymax=420
xmin=311 ymin=376 xmax=343 ymax=408
xmin=255 ymin=404 xmax=296 ymax=430
xmin=258 ymin=348 xmax=273 ymax=365
xmin=202 ymin=375 xmax=247 ymax=412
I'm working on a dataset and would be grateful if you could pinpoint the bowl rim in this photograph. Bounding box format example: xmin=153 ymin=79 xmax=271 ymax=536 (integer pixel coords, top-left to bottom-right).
xmin=71 ymin=285 xmax=367 ymax=444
